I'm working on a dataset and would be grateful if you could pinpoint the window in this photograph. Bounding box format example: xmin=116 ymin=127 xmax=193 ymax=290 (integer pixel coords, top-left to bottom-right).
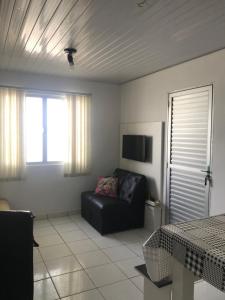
xmin=25 ymin=95 xmax=66 ymax=163
xmin=25 ymin=92 xmax=91 ymax=175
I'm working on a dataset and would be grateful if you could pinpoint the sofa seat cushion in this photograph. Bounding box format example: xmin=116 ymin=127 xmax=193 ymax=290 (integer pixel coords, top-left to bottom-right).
xmin=81 ymin=191 xmax=134 ymax=234
xmin=82 ymin=192 xmax=129 ymax=210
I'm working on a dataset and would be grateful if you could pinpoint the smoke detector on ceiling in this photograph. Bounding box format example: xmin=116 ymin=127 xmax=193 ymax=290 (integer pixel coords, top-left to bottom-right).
xmin=64 ymin=48 xmax=77 ymax=66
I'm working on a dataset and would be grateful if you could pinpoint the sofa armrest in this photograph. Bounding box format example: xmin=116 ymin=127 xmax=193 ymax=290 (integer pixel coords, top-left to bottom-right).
xmin=0 ymin=210 xmax=33 ymax=245
xmin=0 ymin=199 xmax=10 ymax=211
xmin=0 ymin=210 xmax=34 ymax=299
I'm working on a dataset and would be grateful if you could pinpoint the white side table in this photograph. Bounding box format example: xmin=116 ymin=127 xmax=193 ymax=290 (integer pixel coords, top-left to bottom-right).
xmin=144 ymin=200 xmax=162 ymax=232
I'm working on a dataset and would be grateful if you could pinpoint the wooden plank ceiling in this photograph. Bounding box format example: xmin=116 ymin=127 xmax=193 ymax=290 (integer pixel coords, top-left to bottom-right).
xmin=0 ymin=0 xmax=225 ymax=83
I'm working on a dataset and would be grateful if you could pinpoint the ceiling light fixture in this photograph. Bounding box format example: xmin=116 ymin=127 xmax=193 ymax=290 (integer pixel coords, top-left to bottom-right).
xmin=64 ymin=48 xmax=77 ymax=66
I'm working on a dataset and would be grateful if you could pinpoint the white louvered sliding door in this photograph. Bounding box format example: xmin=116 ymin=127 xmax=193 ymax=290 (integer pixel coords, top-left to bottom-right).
xmin=167 ymin=86 xmax=213 ymax=224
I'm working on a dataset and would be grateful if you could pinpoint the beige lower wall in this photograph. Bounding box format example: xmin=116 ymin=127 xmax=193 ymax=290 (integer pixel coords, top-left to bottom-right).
xmin=121 ymin=48 xmax=225 ymax=216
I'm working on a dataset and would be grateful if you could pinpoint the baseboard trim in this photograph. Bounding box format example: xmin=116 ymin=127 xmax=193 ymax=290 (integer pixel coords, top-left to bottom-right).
xmin=35 ymin=209 xmax=81 ymax=220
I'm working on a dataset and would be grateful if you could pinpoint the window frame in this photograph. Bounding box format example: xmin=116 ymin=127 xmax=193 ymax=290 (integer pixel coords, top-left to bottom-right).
xmin=25 ymin=92 xmax=65 ymax=165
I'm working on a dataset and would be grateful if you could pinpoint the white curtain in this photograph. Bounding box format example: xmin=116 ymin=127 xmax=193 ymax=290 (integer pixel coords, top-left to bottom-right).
xmin=0 ymin=87 xmax=25 ymax=180
xmin=64 ymin=94 xmax=91 ymax=176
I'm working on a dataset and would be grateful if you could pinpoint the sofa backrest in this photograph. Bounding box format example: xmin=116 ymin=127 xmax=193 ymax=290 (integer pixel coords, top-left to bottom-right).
xmin=113 ymin=168 xmax=147 ymax=206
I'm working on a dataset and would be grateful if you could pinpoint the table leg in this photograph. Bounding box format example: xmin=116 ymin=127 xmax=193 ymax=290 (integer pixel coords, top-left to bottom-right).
xmin=171 ymin=258 xmax=195 ymax=300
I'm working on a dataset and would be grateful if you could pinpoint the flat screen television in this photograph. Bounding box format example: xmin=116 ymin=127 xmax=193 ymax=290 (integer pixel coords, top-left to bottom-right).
xmin=122 ymin=135 xmax=146 ymax=162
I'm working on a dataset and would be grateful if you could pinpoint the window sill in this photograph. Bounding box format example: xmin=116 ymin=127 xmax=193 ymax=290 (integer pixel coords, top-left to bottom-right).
xmin=26 ymin=161 xmax=64 ymax=167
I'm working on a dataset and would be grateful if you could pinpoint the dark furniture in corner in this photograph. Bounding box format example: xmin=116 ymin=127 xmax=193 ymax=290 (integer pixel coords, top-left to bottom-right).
xmin=81 ymin=168 xmax=147 ymax=235
xmin=0 ymin=210 xmax=34 ymax=300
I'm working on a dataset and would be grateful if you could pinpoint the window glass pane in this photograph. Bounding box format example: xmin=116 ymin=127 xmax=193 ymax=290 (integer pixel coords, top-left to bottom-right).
xmin=25 ymin=97 xmax=43 ymax=162
xmin=47 ymin=98 xmax=66 ymax=162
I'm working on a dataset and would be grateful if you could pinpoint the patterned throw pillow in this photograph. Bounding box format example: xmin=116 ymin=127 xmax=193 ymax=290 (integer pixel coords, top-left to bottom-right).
xmin=95 ymin=176 xmax=118 ymax=198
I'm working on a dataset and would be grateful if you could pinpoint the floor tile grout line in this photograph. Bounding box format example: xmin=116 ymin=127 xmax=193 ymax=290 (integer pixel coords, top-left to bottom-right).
xmin=34 ymin=233 xmax=65 ymax=248
xmin=100 ymin=244 xmax=140 ymax=265
xmin=33 ymin=260 xmax=51 ymax=282
xmin=114 ymin=258 xmax=145 ymax=279
xmin=52 ymin=220 xmax=81 ymax=230
xmin=55 ymin=228 xmax=90 ymax=245
xmin=129 ymin=276 xmax=144 ymax=294
xmin=38 ymin=242 xmax=73 ymax=258
xmin=35 ymin=232 xmax=145 ymax=257
xmin=35 ymin=220 xmax=144 ymax=258
xmin=49 ymin=215 xmax=104 ymax=240
xmin=35 ymin=220 xmax=142 ymax=265
xmin=61 ymin=285 xmax=99 ymax=299
xmin=36 ymin=243 xmax=97 ymax=299
xmin=34 ymin=265 xmax=143 ymax=298
xmin=89 ymin=275 xmax=130 ymax=289
xmin=34 ymin=216 xmax=100 ymax=297
xmin=78 ymin=260 xmax=112 ymax=270
xmin=35 ymin=215 xmax=86 ymax=299
xmin=81 ymin=253 xmax=142 ymax=288
xmin=36 ymin=225 xmax=115 ymax=280
xmin=96 ymin=277 xmax=142 ymax=294
xmin=126 ymin=244 xmax=145 ymax=258
xmin=34 ymin=215 xmax=146 ymax=299
xmin=60 ymin=287 xmax=107 ymax=300
xmin=129 ymin=278 xmax=144 ymax=294
xmin=36 ymin=245 xmax=139 ymax=284
xmin=40 ymin=254 xmax=84 ymax=278
xmin=97 ymin=277 xmax=144 ymax=297
xmin=37 ymin=246 xmax=61 ymax=300
xmin=97 ymin=286 xmax=108 ymax=300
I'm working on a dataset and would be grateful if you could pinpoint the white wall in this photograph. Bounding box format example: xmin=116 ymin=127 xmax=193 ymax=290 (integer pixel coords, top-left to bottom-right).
xmin=0 ymin=70 xmax=120 ymax=216
xmin=121 ymin=48 xmax=225 ymax=216
xmin=120 ymin=122 xmax=163 ymax=201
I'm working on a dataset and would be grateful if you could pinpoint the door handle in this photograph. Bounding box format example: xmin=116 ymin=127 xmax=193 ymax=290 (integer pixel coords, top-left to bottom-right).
xmin=201 ymin=170 xmax=212 ymax=185
xmin=204 ymin=174 xmax=210 ymax=186
xmin=205 ymin=175 xmax=212 ymax=186
xmin=201 ymin=170 xmax=212 ymax=186
xmin=201 ymin=170 xmax=212 ymax=174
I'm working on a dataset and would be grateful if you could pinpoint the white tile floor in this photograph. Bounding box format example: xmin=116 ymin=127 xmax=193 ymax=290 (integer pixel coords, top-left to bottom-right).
xmin=34 ymin=214 xmax=225 ymax=300
xmin=33 ymin=214 xmax=146 ymax=300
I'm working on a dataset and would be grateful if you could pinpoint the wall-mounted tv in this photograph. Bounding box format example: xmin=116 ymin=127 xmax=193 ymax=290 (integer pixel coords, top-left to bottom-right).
xmin=122 ymin=135 xmax=147 ymax=162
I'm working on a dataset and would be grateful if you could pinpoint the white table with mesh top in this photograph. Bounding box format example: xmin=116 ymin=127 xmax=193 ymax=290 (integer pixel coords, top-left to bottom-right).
xmin=143 ymin=214 xmax=225 ymax=300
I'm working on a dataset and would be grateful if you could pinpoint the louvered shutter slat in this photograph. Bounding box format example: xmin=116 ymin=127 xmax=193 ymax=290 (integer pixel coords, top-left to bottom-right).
xmin=167 ymin=86 xmax=212 ymax=224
